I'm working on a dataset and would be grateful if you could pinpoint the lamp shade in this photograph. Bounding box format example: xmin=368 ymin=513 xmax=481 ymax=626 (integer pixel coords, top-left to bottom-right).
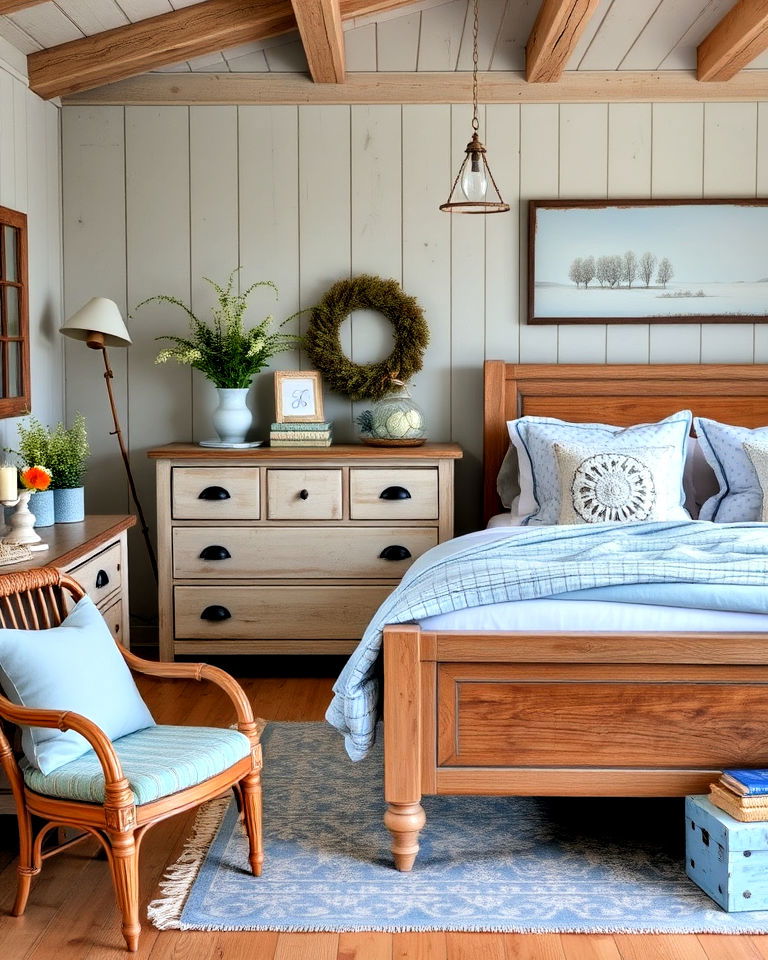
xmin=60 ymin=297 xmax=132 ymax=348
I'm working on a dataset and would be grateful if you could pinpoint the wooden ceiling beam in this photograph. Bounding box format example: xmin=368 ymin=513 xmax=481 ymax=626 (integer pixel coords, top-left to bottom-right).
xmin=62 ymin=70 xmax=768 ymax=106
xmin=698 ymin=0 xmax=768 ymax=82
xmin=27 ymin=0 xmax=420 ymax=100
xmin=290 ymin=0 xmax=345 ymax=83
xmin=526 ymin=0 xmax=601 ymax=82
xmin=0 ymin=0 xmax=47 ymax=13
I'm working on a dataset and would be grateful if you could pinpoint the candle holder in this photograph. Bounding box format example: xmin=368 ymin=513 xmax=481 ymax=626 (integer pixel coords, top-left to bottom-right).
xmin=2 ymin=489 xmax=49 ymax=552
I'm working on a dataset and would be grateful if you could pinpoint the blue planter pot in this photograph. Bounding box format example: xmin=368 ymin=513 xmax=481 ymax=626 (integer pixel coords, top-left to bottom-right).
xmin=28 ymin=489 xmax=54 ymax=527
xmin=54 ymin=487 xmax=85 ymax=523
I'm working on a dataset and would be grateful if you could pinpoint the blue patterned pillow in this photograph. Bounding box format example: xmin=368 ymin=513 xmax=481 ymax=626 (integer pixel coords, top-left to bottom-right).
xmin=514 ymin=411 xmax=693 ymax=525
xmin=694 ymin=418 xmax=768 ymax=522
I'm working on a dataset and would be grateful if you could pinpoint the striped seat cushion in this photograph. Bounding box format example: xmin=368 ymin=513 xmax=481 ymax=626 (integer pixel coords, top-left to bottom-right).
xmin=21 ymin=725 xmax=251 ymax=806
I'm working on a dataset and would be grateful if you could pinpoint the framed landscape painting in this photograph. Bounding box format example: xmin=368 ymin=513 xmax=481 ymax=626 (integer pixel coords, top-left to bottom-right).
xmin=528 ymin=199 xmax=768 ymax=324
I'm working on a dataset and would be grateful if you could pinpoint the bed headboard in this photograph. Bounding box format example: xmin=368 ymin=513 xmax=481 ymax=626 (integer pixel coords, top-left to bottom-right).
xmin=483 ymin=361 xmax=768 ymax=524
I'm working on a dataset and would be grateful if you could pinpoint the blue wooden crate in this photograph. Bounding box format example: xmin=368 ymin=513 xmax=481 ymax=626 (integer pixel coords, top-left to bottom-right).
xmin=686 ymin=795 xmax=768 ymax=912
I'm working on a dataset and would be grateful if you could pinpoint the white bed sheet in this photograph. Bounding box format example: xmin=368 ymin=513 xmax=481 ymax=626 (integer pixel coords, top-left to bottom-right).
xmin=418 ymin=517 xmax=768 ymax=634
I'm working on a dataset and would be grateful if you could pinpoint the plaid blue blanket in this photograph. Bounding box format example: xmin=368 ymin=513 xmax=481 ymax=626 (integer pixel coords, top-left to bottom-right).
xmin=326 ymin=521 xmax=768 ymax=760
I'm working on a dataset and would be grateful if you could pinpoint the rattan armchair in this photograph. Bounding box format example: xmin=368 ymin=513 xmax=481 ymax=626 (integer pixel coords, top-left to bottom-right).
xmin=0 ymin=566 xmax=263 ymax=952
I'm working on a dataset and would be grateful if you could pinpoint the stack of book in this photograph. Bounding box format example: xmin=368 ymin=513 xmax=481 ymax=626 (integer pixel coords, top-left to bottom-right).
xmin=269 ymin=421 xmax=333 ymax=448
xmin=710 ymin=769 xmax=768 ymax=821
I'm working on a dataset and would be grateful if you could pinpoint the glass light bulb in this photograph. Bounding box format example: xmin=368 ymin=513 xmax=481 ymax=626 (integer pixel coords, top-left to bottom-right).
xmin=461 ymin=155 xmax=488 ymax=202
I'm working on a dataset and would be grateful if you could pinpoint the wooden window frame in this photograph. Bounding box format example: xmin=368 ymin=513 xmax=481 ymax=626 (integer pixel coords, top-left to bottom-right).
xmin=0 ymin=205 xmax=30 ymax=418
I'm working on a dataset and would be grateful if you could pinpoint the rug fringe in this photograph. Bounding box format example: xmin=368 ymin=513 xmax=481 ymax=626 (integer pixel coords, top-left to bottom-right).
xmin=147 ymin=796 xmax=230 ymax=931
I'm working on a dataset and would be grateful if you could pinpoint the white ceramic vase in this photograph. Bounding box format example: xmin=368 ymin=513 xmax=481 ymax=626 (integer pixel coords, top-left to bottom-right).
xmin=212 ymin=387 xmax=252 ymax=444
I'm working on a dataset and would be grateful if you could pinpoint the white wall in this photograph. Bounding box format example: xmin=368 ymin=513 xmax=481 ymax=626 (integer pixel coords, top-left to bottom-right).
xmin=0 ymin=40 xmax=63 ymax=453
xmin=61 ymin=101 xmax=768 ymax=615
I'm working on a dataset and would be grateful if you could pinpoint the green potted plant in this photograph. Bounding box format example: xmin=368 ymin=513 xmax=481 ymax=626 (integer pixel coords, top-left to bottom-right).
xmin=48 ymin=414 xmax=89 ymax=522
xmin=134 ymin=270 xmax=301 ymax=445
xmin=12 ymin=416 xmax=54 ymax=527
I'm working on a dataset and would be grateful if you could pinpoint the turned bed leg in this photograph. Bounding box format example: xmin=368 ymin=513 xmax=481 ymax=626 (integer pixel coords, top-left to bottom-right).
xmin=384 ymin=624 xmax=425 ymax=872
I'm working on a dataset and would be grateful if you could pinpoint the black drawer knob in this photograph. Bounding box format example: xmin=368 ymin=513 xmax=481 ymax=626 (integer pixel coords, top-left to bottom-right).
xmin=379 ymin=545 xmax=412 ymax=562
xmin=198 ymin=486 xmax=231 ymax=501
xmin=200 ymin=605 xmax=231 ymax=622
xmin=299 ymin=489 xmax=309 ymax=500
xmin=199 ymin=545 xmax=231 ymax=562
xmin=379 ymin=485 xmax=411 ymax=501
xmin=95 ymin=569 xmax=110 ymax=589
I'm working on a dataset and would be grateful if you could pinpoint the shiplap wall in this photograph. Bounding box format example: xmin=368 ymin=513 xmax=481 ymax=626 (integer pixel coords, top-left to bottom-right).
xmin=61 ymin=100 xmax=768 ymax=617
xmin=0 ymin=43 xmax=62 ymax=454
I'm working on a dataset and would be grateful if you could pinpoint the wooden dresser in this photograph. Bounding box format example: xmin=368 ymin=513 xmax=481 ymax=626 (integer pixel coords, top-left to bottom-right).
xmin=148 ymin=443 xmax=462 ymax=659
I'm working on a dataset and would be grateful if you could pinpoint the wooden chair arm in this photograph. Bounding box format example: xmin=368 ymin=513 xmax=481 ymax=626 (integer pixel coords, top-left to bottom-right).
xmin=120 ymin=650 xmax=259 ymax=740
xmin=0 ymin=692 xmax=127 ymax=788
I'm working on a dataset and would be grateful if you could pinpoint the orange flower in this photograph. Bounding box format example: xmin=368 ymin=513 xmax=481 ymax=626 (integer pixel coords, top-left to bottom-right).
xmin=20 ymin=465 xmax=52 ymax=492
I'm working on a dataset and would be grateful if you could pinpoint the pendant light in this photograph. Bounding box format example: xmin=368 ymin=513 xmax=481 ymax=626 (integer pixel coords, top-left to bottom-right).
xmin=440 ymin=0 xmax=510 ymax=215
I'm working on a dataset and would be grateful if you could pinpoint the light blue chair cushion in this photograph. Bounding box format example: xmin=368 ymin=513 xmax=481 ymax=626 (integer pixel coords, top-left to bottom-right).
xmin=21 ymin=724 xmax=251 ymax=806
xmin=695 ymin=417 xmax=768 ymax=522
xmin=0 ymin=596 xmax=154 ymax=775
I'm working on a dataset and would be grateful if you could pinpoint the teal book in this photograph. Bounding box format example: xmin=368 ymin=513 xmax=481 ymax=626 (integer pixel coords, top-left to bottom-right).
xmin=271 ymin=421 xmax=332 ymax=431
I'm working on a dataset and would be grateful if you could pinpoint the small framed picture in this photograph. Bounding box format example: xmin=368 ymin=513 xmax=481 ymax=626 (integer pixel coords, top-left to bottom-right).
xmin=274 ymin=370 xmax=325 ymax=422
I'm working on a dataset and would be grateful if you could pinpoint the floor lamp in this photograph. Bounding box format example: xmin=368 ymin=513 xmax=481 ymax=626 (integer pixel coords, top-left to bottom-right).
xmin=60 ymin=297 xmax=159 ymax=583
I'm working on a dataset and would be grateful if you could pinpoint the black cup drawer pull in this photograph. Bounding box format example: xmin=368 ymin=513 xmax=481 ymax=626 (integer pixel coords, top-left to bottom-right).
xmin=198 ymin=486 xmax=231 ymax=501
xmin=379 ymin=545 xmax=412 ymax=562
xmin=200 ymin=605 xmax=231 ymax=622
xmin=379 ymin=485 xmax=411 ymax=501
xmin=299 ymin=489 xmax=309 ymax=500
xmin=199 ymin=545 xmax=232 ymax=562
xmin=95 ymin=569 xmax=110 ymax=589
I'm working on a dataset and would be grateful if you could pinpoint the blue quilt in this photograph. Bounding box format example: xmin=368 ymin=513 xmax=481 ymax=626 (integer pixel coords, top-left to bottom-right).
xmin=326 ymin=521 xmax=768 ymax=760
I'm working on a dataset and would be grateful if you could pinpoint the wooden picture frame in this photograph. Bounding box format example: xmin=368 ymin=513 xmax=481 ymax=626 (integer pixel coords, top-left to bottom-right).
xmin=528 ymin=198 xmax=768 ymax=325
xmin=273 ymin=370 xmax=325 ymax=423
xmin=0 ymin=205 xmax=30 ymax=418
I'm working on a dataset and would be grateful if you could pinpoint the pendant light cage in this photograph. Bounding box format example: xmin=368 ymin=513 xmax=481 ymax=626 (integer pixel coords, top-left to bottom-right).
xmin=441 ymin=0 xmax=510 ymax=215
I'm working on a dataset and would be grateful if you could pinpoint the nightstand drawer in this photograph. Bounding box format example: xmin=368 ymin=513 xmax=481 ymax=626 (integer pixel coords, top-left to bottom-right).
xmin=350 ymin=468 xmax=439 ymax=520
xmin=267 ymin=469 xmax=342 ymax=520
xmin=69 ymin=541 xmax=122 ymax=606
xmin=173 ymin=467 xmax=260 ymax=520
xmin=173 ymin=526 xmax=438 ymax=579
xmin=174 ymin=585 xmax=392 ymax=639
xmin=100 ymin=597 xmax=124 ymax=646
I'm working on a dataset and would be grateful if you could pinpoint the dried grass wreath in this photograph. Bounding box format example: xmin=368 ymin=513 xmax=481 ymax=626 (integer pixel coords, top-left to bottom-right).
xmin=305 ymin=275 xmax=429 ymax=402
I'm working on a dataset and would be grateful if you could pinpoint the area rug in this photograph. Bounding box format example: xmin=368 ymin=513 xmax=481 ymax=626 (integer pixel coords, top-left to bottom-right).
xmin=148 ymin=722 xmax=768 ymax=934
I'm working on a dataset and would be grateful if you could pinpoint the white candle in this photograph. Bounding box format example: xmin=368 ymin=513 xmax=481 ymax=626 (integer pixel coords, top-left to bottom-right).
xmin=0 ymin=465 xmax=18 ymax=501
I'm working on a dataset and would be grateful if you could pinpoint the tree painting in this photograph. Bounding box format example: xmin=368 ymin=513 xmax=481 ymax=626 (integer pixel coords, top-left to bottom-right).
xmin=657 ymin=257 xmax=673 ymax=287
xmin=569 ymin=250 xmax=673 ymax=290
xmin=639 ymin=251 xmax=657 ymax=287
xmin=622 ymin=250 xmax=637 ymax=288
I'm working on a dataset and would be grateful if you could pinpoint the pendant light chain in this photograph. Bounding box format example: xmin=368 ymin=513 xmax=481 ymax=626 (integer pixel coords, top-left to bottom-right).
xmin=471 ymin=0 xmax=479 ymax=132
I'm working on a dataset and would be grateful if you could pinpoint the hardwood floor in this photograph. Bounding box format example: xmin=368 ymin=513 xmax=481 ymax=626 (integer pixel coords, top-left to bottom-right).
xmin=1 ymin=668 xmax=767 ymax=959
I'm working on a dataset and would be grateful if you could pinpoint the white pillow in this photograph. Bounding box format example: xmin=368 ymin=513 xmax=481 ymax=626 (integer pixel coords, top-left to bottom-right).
xmin=555 ymin=443 xmax=686 ymax=525
xmin=743 ymin=439 xmax=768 ymax=521
xmin=695 ymin=418 xmax=768 ymax=522
xmin=508 ymin=411 xmax=692 ymax=525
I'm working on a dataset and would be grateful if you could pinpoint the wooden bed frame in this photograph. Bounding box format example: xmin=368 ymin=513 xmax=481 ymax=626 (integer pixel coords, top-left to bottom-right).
xmin=382 ymin=362 xmax=768 ymax=871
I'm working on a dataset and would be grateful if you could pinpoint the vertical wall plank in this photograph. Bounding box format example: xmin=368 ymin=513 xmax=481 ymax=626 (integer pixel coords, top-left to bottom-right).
xmin=239 ymin=105 xmax=300 ymax=434
xmin=377 ymin=11 xmax=421 ymax=70
xmin=402 ymin=104 xmax=451 ymax=445
xmin=125 ymin=106 xmax=190 ymax=614
xmin=650 ymin=103 xmax=704 ymax=362
xmin=62 ymin=106 xmax=128 ymax=512
xmin=189 ymin=106 xmax=239 ymax=441
xmin=606 ymin=102 xmax=651 ymax=362
xmin=417 ymin=0 xmax=466 ymax=71
xmin=299 ymin=105 xmax=352 ymax=438
xmin=557 ymin=103 xmax=608 ymax=362
xmin=519 ymin=104 xmax=558 ymax=362
xmin=0 ymin=70 xmax=14 ymax=206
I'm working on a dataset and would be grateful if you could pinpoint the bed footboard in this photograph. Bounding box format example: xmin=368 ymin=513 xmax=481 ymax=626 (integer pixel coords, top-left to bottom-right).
xmin=382 ymin=624 xmax=768 ymax=870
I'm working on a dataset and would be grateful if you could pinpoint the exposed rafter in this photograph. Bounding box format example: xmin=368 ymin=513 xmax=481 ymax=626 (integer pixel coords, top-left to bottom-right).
xmin=62 ymin=70 xmax=768 ymax=106
xmin=290 ymin=0 xmax=345 ymax=83
xmin=526 ymin=0 xmax=600 ymax=82
xmin=698 ymin=0 xmax=768 ymax=82
xmin=0 ymin=0 xmax=46 ymax=12
xmin=27 ymin=0 xmax=420 ymax=100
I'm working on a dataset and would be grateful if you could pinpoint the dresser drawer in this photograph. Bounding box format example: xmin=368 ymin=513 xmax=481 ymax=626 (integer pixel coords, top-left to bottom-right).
xmin=100 ymin=597 xmax=124 ymax=646
xmin=174 ymin=585 xmax=391 ymax=640
xmin=173 ymin=526 xmax=438 ymax=579
xmin=267 ymin=469 xmax=342 ymax=520
xmin=69 ymin=541 xmax=122 ymax=606
xmin=350 ymin=468 xmax=439 ymax=520
xmin=173 ymin=467 xmax=260 ymax=520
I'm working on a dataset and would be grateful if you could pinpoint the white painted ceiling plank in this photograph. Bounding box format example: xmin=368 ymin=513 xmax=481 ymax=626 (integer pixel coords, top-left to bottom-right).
xmin=187 ymin=50 xmax=228 ymax=71
xmin=0 ymin=16 xmax=42 ymax=53
xmin=9 ymin=3 xmax=84 ymax=46
xmin=490 ymin=0 xmax=539 ymax=71
xmin=568 ymin=0 xmax=612 ymax=68
xmin=377 ymin=9 xmax=421 ymax=70
xmin=114 ymin=0 xmax=172 ymax=20
xmin=456 ymin=0 xmax=506 ymax=70
xmin=152 ymin=60 xmax=192 ymax=71
xmin=56 ymin=0 xmax=127 ymax=35
xmin=345 ymin=22 xmax=376 ymax=71
xmin=417 ymin=0 xmax=466 ymax=70
xmin=224 ymin=48 xmax=270 ymax=71
xmin=264 ymin=38 xmax=308 ymax=72
xmin=658 ymin=0 xmax=736 ymax=70
xmin=619 ymin=0 xmax=711 ymax=70
xmin=579 ymin=0 xmax=666 ymax=70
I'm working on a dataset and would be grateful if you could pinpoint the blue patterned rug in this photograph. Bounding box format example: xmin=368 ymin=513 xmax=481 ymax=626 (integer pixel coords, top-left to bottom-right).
xmin=148 ymin=722 xmax=768 ymax=933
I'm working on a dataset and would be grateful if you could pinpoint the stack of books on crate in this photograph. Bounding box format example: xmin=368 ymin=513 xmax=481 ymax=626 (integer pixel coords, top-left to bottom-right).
xmin=269 ymin=421 xmax=333 ymax=448
xmin=709 ymin=769 xmax=768 ymax=821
